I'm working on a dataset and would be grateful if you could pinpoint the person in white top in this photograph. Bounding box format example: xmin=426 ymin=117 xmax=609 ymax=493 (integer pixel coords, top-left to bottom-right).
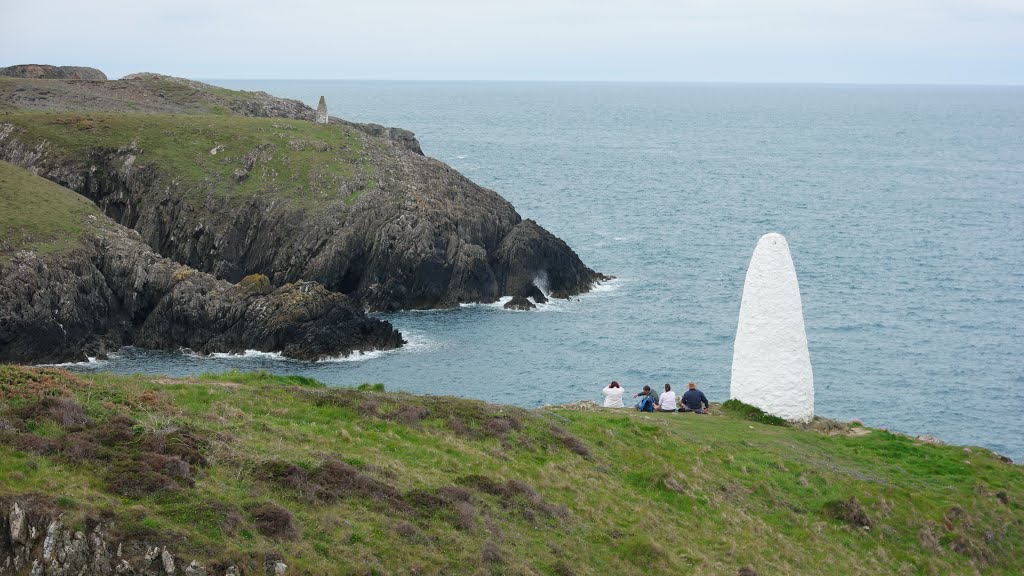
xmin=656 ymin=383 xmax=677 ymax=412
xmin=601 ymin=381 xmax=626 ymax=408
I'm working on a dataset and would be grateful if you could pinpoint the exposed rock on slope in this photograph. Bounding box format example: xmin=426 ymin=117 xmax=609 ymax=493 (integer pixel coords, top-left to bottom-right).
xmin=1 ymin=496 xmax=255 ymax=576
xmin=0 ymin=64 xmax=107 ymax=80
xmin=0 ymin=161 xmax=402 ymax=364
xmin=0 ymin=78 xmax=604 ymax=311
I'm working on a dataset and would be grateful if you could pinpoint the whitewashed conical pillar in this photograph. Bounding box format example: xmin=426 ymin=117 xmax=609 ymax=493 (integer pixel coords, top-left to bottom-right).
xmin=730 ymin=233 xmax=814 ymax=422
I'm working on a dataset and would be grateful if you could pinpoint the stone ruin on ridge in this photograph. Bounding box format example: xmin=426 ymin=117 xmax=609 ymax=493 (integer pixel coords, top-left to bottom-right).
xmin=315 ymin=96 xmax=328 ymax=125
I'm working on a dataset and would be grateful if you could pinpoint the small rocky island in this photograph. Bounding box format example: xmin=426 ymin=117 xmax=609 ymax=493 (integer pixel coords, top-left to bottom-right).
xmin=0 ymin=66 xmax=604 ymax=363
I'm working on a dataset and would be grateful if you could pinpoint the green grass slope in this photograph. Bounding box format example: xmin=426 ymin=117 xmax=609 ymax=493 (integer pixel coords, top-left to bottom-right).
xmin=0 ymin=366 xmax=1020 ymax=575
xmin=0 ymin=111 xmax=373 ymax=207
xmin=0 ymin=159 xmax=102 ymax=259
xmin=0 ymin=74 xmax=306 ymax=116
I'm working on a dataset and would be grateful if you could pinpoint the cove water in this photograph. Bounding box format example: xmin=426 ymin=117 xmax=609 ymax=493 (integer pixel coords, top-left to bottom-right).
xmin=66 ymin=82 xmax=1023 ymax=461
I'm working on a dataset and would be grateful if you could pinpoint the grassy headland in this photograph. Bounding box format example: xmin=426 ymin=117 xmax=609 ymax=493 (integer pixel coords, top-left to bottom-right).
xmin=0 ymin=111 xmax=373 ymax=207
xmin=0 ymin=74 xmax=305 ymax=116
xmin=0 ymin=366 xmax=1020 ymax=575
xmin=0 ymin=160 xmax=101 ymax=260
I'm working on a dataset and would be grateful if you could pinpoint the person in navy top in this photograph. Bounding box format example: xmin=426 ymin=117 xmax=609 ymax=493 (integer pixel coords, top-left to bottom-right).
xmin=679 ymin=381 xmax=710 ymax=414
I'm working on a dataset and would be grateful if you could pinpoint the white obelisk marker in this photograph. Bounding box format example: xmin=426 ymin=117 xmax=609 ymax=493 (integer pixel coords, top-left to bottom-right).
xmin=731 ymin=233 xmax=814 ymax=422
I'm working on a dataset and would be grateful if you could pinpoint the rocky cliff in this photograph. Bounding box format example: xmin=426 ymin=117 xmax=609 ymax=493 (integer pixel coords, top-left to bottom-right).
xmin=0 ymin=161 xmax=402 ymax=364
xmin=0 ymin=74 xmax=603 ymax=312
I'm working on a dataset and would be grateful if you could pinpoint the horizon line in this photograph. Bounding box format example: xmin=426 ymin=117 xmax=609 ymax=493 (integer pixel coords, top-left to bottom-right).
xmin=185 ymin=77 xmax=1024 ymax=88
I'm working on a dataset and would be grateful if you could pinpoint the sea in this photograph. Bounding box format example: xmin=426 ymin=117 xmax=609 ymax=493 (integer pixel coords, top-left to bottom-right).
xmin=61 ymin=81 xmax=1024 ymax=461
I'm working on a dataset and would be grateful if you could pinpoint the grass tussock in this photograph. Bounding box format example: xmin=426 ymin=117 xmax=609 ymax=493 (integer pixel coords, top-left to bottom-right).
xmin=197 ymin=369 xmax=324 ymax=389
xmin=1 ymin=365 xmax=1022 ymax=575
xmin=721 ymin=398 xmax=788 ymax=426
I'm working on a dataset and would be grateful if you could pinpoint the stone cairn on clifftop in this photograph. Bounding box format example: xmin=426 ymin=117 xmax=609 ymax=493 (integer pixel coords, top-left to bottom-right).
xmin=315 ymin=95 xmax=328 ymax=125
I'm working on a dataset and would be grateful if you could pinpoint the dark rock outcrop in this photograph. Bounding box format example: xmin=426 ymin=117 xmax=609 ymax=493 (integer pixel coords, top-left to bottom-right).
xmin=503 ymin=295 xmax=536 ymax=311
xmin=0 ymin=64 xmax=107 ymax=81
xmin=522 ymin=284 xmax=548 ymax=304
xmin=335 ymin=118 xmax=423 ymax=155
xmin=494 ymin=219 xmax=601 ymax=299
xmin=0 ymin=239 xmax=402 ymax=364
xmin=504 ymin=284 xmax=548 ymax=310
xmin=0 ymin=496 xmax=266 ymax=575
xmin=0 ymin=163 xmax=402 ymax=364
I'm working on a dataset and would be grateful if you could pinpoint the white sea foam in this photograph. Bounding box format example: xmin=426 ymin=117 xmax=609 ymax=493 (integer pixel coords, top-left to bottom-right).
xmin=37 ymin=355 xmax=111 ymax=368
xmin=175 ymin=333 xmax=437 ymax=364
xmin=456 ymin=277 xmax=625 ymax=313
xmin=533 ymin=271 xmax=551 ymax=296
xmin=320 ymin=331 xmax=436 ymax=362
xmin=459 ymin=296 xmax=514 ymax=309
xmin=400 ymin=332 xmax=436 ymax=351
xmin=206 ymin=349 xmax=286 ymax=360
xmin=319 ymin=348 xmax=389 ymax=363
xmin=588 ymin=277 xmax=625 ymax=294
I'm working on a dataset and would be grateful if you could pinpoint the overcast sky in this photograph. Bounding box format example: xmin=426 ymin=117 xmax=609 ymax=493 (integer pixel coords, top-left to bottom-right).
xmin=1 ymin=0 xmax=1021 ymax=83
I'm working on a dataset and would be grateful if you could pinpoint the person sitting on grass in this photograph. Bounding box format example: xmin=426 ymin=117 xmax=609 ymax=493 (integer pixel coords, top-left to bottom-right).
xmin=655 ymin=383 xmax=677 ymax=412
xmin=633 ymin=385 xmax=659 ymax=411
xmin=678 ymin=381 xmax=710 ymax=414
xmin=601 ymin=380 xmax=626 ymax=408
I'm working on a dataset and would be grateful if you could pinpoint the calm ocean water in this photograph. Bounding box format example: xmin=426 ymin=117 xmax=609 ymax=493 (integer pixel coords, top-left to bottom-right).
xmin=66 ymin=81 xmax=1023 ymax=461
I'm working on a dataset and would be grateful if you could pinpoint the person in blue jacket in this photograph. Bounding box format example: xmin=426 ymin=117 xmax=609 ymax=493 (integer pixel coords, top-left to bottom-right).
xmin=679 ymin=381 xmax=710 ymax=414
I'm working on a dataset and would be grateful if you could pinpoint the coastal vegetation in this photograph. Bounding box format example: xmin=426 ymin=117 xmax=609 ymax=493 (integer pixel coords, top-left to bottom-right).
xmin=0 ymin=158 xmax=99 ymax=261
xmin=0 ymin=111 xmax=371 ymax=207
xmin=1 ymin=366 xmax=1020 ymax=575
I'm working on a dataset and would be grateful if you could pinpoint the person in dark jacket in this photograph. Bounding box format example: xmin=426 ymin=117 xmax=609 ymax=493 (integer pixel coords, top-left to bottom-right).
xmin=679 ymin=381 xmax=710 ymax=414
xmin=633 ymin=385 xmax=659 ymax=410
